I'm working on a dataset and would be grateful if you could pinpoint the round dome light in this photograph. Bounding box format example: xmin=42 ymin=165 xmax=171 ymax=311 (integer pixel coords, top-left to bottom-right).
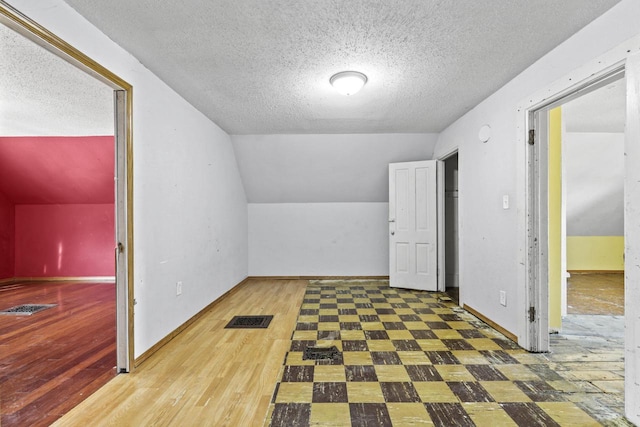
xmin=330 ymin=71 xmax=368 ymax=96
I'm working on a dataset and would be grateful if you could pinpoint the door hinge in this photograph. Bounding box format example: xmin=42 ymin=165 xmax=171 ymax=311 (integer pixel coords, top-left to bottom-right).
xmin=528 ymin=306 xmax=536 ymax=322
xmin=528 ymin=129 xmax=535 ymax=145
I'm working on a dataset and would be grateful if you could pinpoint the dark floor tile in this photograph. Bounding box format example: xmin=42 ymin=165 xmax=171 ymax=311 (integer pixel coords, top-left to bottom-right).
xmin=448 ymin=381 xmax=494 ymax=402
xmin=353 ymin=294 xmax=368 ymax=299
xmin=270 ymin=383 xmax=280 ymax=403
xmin=359 ymin=315 xmax=380 ymax=322
xmin=371 ymin=351 xmax=403 ymax=365
xmin=438 ymin=314 xmax=463 ymax=321
xmin=514 ymin=381 xmax=566 ymax=402
xmin=281 ymin=365 xmax=314 ymax=382
xmin=380 ymin=382 xmax=421 ymax=402
xmin=399 ymin=314 xmax=422 ymax=322
xmin=303 ymin=298 xmax=320 ymax=303
xmin=296 ymin=323 xmax=318 ymax=331
xmin=526 ymin=364 xmax=565 ymax=381
xmin=316 ymin=352 xmax=344 ymax=366
xmin=383 ymin=322 xmax=406 ymax=330
xmin=342 ymin=340 xmax=369 ymax=352
xmin=442 ymin=339 xmax=475 ymax=351
xmin=426 ymin=351 xmax=460 ymax=365
xmin=337 ymin=298 xmax=353 ymax=303
xmin=270 ymin=403 xmax=311 ymax=426
xmin=319 ymin=303 xmax=337 ymax=309
xmin=466 ymin=365 xmax=508 ymax=381
xmin=375 ymin=308 xmax=396 ymax=314
xmin=479 ymin=350 xmax=519 ymax=364
xmin=338 ymin=308 xmax=358 ymax=315
xmin=318 ymin=315 xmax=339 ymax=322
xmin=426 ymin=322 xmax=451 ymax=329
xmin=458 ymin=329 xmax=486 ymax=339
xmin=405 ymin=365 xmax=443 ymax=382
xmin=424 ymin=402 xmax=475 ymax=427
xmin=409 ymin=329 xmax=438 ymax=339
xmin=345 ymin=365 xmax=378 ymax=382
xmin=493 ymin=338 xmax=521 ymax=350
xmin=317 ymin=330 xmax=340 ymax=341
xmin=364 ymin=330 xmax=389 ymax=340
xmin=403 ymin=298 xmax=421 ymax=303
xmin=349 ymin=403 xmax=392 ymax=427
xmin=290 ymin=340 xmax=316 ymax=351
xmin=312 ymin=382 xmax=348 ymax=403
xmin=391 ymin=303 xmax=410 ymax=308
xmin=356 ymin=303 xmax=374 ymax=309
xmin=306 ymin=290 xmax=321 ymax=294
xmin=299 ymin=309 xmax=319 ymax=316
xmin=392 ymin=340 xmax=422 ymax=351
xmin=370 ymin=298 xmax=387 ymax=303
xmin=366 ymin=289 xmax=383 ymax=294
xmin=501 ymin=402 xmax=561 ymax=427
xmin=340 ymin=322 xmax=363 ymax=330
xmin=413 ymin=308 xmax=435 ymax=314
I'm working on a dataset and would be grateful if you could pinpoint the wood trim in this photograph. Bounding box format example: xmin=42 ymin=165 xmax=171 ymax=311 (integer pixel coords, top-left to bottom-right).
xmin=463 ymin=304 xmax=519 ymax=344
xmin=0 ymin=277 xmax=116 ymax=286
xmin=248 ymin=276 xmax=390 ymax=280
xmin=0 ymin=3 xmax=136 ymax=371
xmin=567 ymin=270 xmax=624 ymax=274
xmin=133 ymin=277 xmax=252 ymax=368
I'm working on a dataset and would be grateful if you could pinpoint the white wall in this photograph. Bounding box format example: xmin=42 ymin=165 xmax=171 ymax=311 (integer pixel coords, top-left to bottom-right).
xmin=564 ymin=132 xmax=624 ymax=236
xmin=8 ymin=0 xmax=249 ymax=357
xmin=433 ymin=0 xmax=640 ymax=336
xmin=235 ymin=133 xmax=436 ymax=276
xmin=250 ymin=203 xmax=388 ymax=276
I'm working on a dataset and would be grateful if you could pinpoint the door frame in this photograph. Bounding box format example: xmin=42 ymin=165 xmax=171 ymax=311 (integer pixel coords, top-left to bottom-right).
xmin=437 ymin=148 xmax=459 ymax=294
xmin=517 ymin=36 xmax=640 ymax=423
xmin=0 ymin=4 xmax=135 ymax=371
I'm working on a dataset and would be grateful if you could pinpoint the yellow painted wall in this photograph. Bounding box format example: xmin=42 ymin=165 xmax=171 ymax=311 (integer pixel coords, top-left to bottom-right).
xmin=567 ymin=236 xmax=624 ymax=271
xmin=548 ymin=107 xmax=562 ymax=330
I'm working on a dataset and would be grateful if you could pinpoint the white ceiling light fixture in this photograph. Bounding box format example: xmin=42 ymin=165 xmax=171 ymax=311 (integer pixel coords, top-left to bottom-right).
xmin=330 ymin=71 xmax=368 ymax=96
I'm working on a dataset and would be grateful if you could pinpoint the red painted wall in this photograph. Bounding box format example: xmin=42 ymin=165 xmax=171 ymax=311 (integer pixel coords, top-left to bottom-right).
xmin=14 ymin=204 xmax=115 ymax=277
xmin=0 ymin=192 xmax=15 ymax=279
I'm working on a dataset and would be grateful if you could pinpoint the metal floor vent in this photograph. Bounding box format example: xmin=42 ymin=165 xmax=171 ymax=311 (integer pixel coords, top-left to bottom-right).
xmin=224 ymin=315 xmax=273 ymax=329
xmin=0 ymin=304 xmax=57 ymax=316
xmin=304 ymin=345 xmax=340 ymax=361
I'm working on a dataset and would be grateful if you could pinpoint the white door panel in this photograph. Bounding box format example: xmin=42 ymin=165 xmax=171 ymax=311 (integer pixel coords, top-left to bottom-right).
xmin=389 ymin=160 xmax=440 ymax=291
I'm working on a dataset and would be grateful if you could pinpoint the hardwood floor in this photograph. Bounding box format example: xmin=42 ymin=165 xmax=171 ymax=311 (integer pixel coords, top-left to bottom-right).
xmin=53 ymin=278 xmax=307 ymax=427
xmin=0 ymin=281 xmax=116 ymax=426
xmin=567 ymin=272 xmax=624 ymax=315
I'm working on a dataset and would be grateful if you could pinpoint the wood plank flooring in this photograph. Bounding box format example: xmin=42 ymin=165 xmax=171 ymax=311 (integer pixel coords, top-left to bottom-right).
xmin=0 ymin=281 xmax=116 ymax=426
xmin=53 ymin=278 xmax=307 ymax=427
xmin=567 ymin=272 xmax=624 ymax=315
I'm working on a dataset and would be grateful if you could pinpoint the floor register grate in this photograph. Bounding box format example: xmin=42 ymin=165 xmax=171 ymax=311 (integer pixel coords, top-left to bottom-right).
xmin=0 ymin=304 xmax=57 ymax=316
xmin=224 ymin=315 xmax=273 ymax=329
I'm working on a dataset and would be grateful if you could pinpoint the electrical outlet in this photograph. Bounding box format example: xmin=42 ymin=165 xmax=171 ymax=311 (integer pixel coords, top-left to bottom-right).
xmin=499 ymin=290 xmax=507 ymax=306
xmin=176 ymin=281 xmax=183 ymax=296
xmin=502 ymin=195 xmax=509 ymax=209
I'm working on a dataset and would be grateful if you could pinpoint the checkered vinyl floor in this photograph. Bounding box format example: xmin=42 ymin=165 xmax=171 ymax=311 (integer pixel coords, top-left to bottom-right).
xmin=264 ymin=280 xmax=606 ymax=426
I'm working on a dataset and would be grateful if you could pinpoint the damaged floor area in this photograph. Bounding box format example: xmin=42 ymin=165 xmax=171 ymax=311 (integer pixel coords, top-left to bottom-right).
xmin=265 ymin=280 xmax=630 ymax=426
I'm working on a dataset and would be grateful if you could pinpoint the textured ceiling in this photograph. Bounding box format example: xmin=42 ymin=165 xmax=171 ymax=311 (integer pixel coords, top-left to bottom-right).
xmin=0 ymin=23 xmax=113 ymax=136
xmin=60 ymin=0 xmax=621 ymax=134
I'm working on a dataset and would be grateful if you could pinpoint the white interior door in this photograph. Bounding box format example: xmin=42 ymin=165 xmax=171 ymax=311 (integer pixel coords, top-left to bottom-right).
xmin=389 ymin=160 xmax=441 ymax=291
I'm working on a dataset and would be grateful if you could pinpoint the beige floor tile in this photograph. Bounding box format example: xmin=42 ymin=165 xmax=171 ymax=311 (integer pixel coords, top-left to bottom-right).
xmin=374 ymin=365 xmax=411 ymax=382
xmin=434 ymin=365 xmax=475 ymax=382
xmin=386 ymin=403 xmax=433 ymax=426
xmin=413 ymin=382 xmax=458 ymax=402
xmin=346 ymin=382 xmax=385 ymax=403
xmin=310 ymin=403 xmax=351 ymax=426
xmin=314 ymin=365 xmax=346 ymax=382
xmin=462 ymin=402 xmax=518 ymax=427
xmin=480 ymin=381 xmax=532 ymax=403
xmin=537 ymin=402 xmax=601 ymax=426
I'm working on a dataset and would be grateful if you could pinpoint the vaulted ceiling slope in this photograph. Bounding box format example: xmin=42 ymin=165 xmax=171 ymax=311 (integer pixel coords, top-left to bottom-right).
xmin=62 ymin=0 xmax=620 ymax=134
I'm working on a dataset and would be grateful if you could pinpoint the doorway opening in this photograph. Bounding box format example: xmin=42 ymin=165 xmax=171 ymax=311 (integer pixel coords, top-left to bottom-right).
xmin=0 ymin=0 xmax=133 ymax=369
xmin=443 ymin=152 xmax=460 ymax=304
